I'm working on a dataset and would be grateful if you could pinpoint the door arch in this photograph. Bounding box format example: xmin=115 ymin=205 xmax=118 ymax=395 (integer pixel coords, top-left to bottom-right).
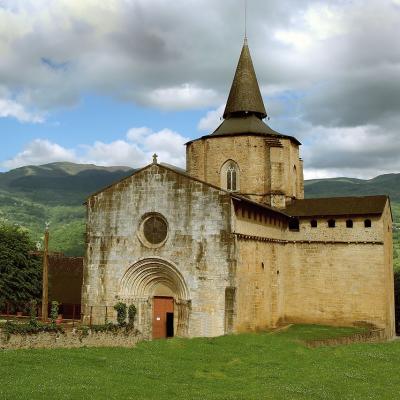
xmin=119 ymin=258 xmax=190 ymax=338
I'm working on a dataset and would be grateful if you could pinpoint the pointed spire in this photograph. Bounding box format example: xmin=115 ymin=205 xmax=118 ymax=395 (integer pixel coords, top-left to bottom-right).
xmin=223 ymin=40 xmax=267 ymax=120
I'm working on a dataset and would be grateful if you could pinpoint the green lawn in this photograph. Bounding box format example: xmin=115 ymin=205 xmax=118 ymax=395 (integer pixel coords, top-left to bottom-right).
xmin=0 ymin=325 xmax=399 ymax=399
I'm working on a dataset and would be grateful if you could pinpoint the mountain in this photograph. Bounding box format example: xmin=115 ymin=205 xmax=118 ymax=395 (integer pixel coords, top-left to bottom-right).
xmin=0 ymin=162 xmax=134 ymax=256
xmin=0 ymin=162 xmax=398 ymax=270
xmin=305 ymin=174 xmax=400 ymax=202
xmin=0 ymin=162 xmax=134 ymax=205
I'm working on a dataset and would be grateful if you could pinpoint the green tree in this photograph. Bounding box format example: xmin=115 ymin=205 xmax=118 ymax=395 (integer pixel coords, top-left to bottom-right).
xmin=0 ymin=223 xmax=42 ymax=312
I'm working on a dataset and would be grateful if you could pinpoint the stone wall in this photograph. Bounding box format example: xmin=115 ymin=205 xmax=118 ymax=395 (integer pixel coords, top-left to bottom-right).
xmin=234 ymin=239 xmax=284 ymax=331
xmin=283 ymin=242 xmax=389 ymax=330
xmin=186 ymin=135 xmax=303 ymax=206
xmin=232 ymin=202 xmax=395 ymax=337
xmin=83 ymin=164 xmax=235 ymax=338
xmin=0 ymin=329 xmax=142 ymax=350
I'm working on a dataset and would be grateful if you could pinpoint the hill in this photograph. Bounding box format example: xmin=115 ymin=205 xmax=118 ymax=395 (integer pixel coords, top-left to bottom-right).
xmin=0 ymin=162 xmax=398 ymax=269
xmin=0 ymin=162 xmax=133 ymax=255
xmin=305 ymin=174 xmax=400 ymax=202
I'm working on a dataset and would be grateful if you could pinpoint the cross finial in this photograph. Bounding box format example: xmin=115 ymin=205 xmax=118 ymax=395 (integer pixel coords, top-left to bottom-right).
xmin=152 ymin=153 xmax=158 ymax=164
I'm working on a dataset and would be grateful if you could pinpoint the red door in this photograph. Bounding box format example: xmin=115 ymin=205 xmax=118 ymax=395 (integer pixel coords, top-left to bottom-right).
xmin=153 ymin=297 xmax=174 ymax=339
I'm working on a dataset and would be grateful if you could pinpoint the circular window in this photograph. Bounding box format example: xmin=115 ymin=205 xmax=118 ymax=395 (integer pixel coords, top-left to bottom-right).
xmin=143 ymin=215 xmax=168 ymax=244
xmin=138 ymin=213 xmax=168 ymax=248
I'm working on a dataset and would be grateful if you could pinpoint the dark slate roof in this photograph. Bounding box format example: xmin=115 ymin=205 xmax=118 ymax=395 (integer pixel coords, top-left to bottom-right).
xmin=185 ymin=40 xmax=301 ymax=146
xmin=207 ymin=115 xmax=301 ymax=145
xmin=223 ymin=40 xmax=267 ymax=119
xmin=285 ymin=195 xmax=389 ymax=217
xmin=231 ymin=194 xmax=290 ymax=218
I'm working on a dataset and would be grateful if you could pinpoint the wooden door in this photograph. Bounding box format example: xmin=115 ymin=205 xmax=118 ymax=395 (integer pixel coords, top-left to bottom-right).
xmin=153 ymin=297 xmax=174 ymax=339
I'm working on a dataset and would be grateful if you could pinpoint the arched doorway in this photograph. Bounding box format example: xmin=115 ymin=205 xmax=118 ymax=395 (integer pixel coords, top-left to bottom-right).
xmin=119 ymin=257 xmax=190 ymax=339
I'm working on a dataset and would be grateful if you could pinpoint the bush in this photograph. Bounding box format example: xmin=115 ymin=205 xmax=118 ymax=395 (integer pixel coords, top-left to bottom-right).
xmin=29 ymin=300 xmax=38 ymax=327
xmin=128 ymin=304 xmax=137 ymax=327
xmin=2 ymin=321 xmax=64 ymax=341
xmin=114 ymin=302 xmax=127 ymax=326
xmin=50 ymin=301 xmax=59 ymax=324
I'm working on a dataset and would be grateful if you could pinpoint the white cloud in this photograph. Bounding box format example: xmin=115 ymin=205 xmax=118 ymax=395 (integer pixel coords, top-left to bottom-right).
xmin=145 ymin=84 xmax=220 ymax=110
xmin=81 ymin=140 xmax=145 ymax=167
xmin=126 ymin=127 xmax=189 ymax=167
xmin=0 ymin=98 xmax=44 ymax=123
xmin=2 ymin=126 xmax=189 ymax=169
xmin=2 ymin=139 xmax=76 ymax=169
xmin=126 ymin=127 xmax=153 ymax=142
xmin=1 ymin=0 xmax=399 ymax=177
xmin=197 ymin=104 xmax=225 ymax=132
xmin=301 ymin=123 xmax=400 ymax=179
xmin=274 ymin=30 xmax=313 ymax=51
xmin=82 ymin=127 xmax=189 ymax=167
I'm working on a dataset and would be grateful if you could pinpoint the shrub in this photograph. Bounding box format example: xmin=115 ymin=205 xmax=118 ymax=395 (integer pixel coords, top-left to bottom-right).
xmin=29 ymin=300 xmax=38 ymax=327
xmin=50 ymin=301 xmax=59 ymax=324
xmin=2 ymin=321 xmax=64 ymax=341
xmin=128 ymin=304 xmax=137 ymax=327
xmin=114 ymin=302 xmax=127 ymax=326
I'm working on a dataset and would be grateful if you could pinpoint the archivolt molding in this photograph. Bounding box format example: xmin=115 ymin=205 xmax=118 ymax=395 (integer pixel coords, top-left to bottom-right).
xmin=120 ymin=257 xmax=190 ymax=300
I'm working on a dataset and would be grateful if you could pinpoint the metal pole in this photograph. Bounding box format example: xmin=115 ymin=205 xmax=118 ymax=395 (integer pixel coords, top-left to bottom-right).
xmin=72 ymin=304 xmax=76 ymax=327
xmin=41 ymin=224 xmax=49 ymax=322
xmin=90 ymin=306 xmax=93 ymax=327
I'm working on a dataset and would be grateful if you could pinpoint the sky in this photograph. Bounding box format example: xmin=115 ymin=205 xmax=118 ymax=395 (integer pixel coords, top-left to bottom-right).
xmin=0 ymin=0 xmax=399 ymax=179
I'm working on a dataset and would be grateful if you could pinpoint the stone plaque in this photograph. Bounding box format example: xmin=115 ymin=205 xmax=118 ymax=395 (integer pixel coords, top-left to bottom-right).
xmin=143 ymin=215 xmax=168 ymax=244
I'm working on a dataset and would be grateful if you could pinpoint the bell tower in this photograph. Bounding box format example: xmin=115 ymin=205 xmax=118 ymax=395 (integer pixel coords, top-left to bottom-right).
xmin=186 ymin=39 xmax=304 ymax=208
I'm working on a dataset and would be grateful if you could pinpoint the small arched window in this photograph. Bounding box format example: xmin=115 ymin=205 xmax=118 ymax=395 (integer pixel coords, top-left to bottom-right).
xmin=328 ymin=219 xmax=336 ymax=228
xmin=227 ymin=163 xmax=237 ymax=191
xmin=364 ymin=219 xmax=372 ymax=228
xmin=346 ymin=219 xmax=353 ymax=228
xmin=310 ymin=219 xmax=318 ymax=228
xmin=221 ymin=160 xmax=239 ymax=192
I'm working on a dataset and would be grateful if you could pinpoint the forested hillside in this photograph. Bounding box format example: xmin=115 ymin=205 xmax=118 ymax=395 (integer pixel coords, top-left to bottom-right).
xmin=0 ymin=162 xmax=133 ymax=255
xmin=0 ymin=162 xmax=398 ymax=270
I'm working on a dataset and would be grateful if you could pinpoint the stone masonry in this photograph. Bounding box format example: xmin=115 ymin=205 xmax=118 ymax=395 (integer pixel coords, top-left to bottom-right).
xmin=82 ymin=38 xmax=395 ymax=339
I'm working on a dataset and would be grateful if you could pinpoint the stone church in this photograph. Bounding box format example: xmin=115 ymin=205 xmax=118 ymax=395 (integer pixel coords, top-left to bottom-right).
xmin=82 ymin=39 xmax=395 ymax=339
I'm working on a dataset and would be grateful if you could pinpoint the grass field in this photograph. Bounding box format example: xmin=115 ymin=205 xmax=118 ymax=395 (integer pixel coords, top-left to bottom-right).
xmin=1 ymin=325 xmax=399 ymax=399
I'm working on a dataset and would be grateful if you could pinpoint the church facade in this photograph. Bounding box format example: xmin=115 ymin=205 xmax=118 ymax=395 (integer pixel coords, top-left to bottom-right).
xmin=82 ymin=40 xmax=395 ymax=339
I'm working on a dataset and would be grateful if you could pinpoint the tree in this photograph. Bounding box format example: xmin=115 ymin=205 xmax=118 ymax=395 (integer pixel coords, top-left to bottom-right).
xmin=0 ymin=223 xmax=42 ymax=312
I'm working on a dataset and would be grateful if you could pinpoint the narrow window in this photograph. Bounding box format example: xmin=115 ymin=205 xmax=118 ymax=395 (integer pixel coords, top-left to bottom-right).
xmin=310 ymin=219 xmax=318 ymax=228
xmin=227 ymin=163 xmax=237 ymax=191
xmin=328 ymin=219 xmax=336 ymax=228
xmin=364 ymin=219 xmax=372 ymax=228
xmin=346 ymin=219 xmax=353 ymax=228
xmin=289 ymin=218 xmax=300 ymax=231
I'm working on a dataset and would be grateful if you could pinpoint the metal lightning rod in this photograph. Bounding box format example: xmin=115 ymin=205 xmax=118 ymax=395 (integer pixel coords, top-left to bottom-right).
xmin=244 ymin=0 xmax=248 ymax=42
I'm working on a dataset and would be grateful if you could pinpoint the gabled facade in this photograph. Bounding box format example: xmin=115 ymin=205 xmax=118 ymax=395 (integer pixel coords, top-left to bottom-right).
xmin=82 ymin=39 xmax=395 ymax=339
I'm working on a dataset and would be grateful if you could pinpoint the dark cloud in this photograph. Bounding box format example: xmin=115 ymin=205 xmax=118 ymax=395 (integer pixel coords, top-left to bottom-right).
xmin=0 ymin=0 xmax=399 ymax=177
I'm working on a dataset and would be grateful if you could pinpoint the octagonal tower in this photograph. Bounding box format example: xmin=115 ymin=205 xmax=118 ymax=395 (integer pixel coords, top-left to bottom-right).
xmin=186 ymin=39 xmax=304 ymax=208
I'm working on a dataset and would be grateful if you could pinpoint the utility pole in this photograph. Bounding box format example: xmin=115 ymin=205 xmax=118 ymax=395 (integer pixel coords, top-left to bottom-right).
xmin=41 ymin=222 xmax=49 ymax=322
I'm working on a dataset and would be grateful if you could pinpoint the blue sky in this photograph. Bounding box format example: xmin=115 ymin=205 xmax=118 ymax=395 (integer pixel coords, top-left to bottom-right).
xmin=1 ymin=0 xmax=399 ymax=179
xmin=1 ymin=95 xmax=205 ymax=165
